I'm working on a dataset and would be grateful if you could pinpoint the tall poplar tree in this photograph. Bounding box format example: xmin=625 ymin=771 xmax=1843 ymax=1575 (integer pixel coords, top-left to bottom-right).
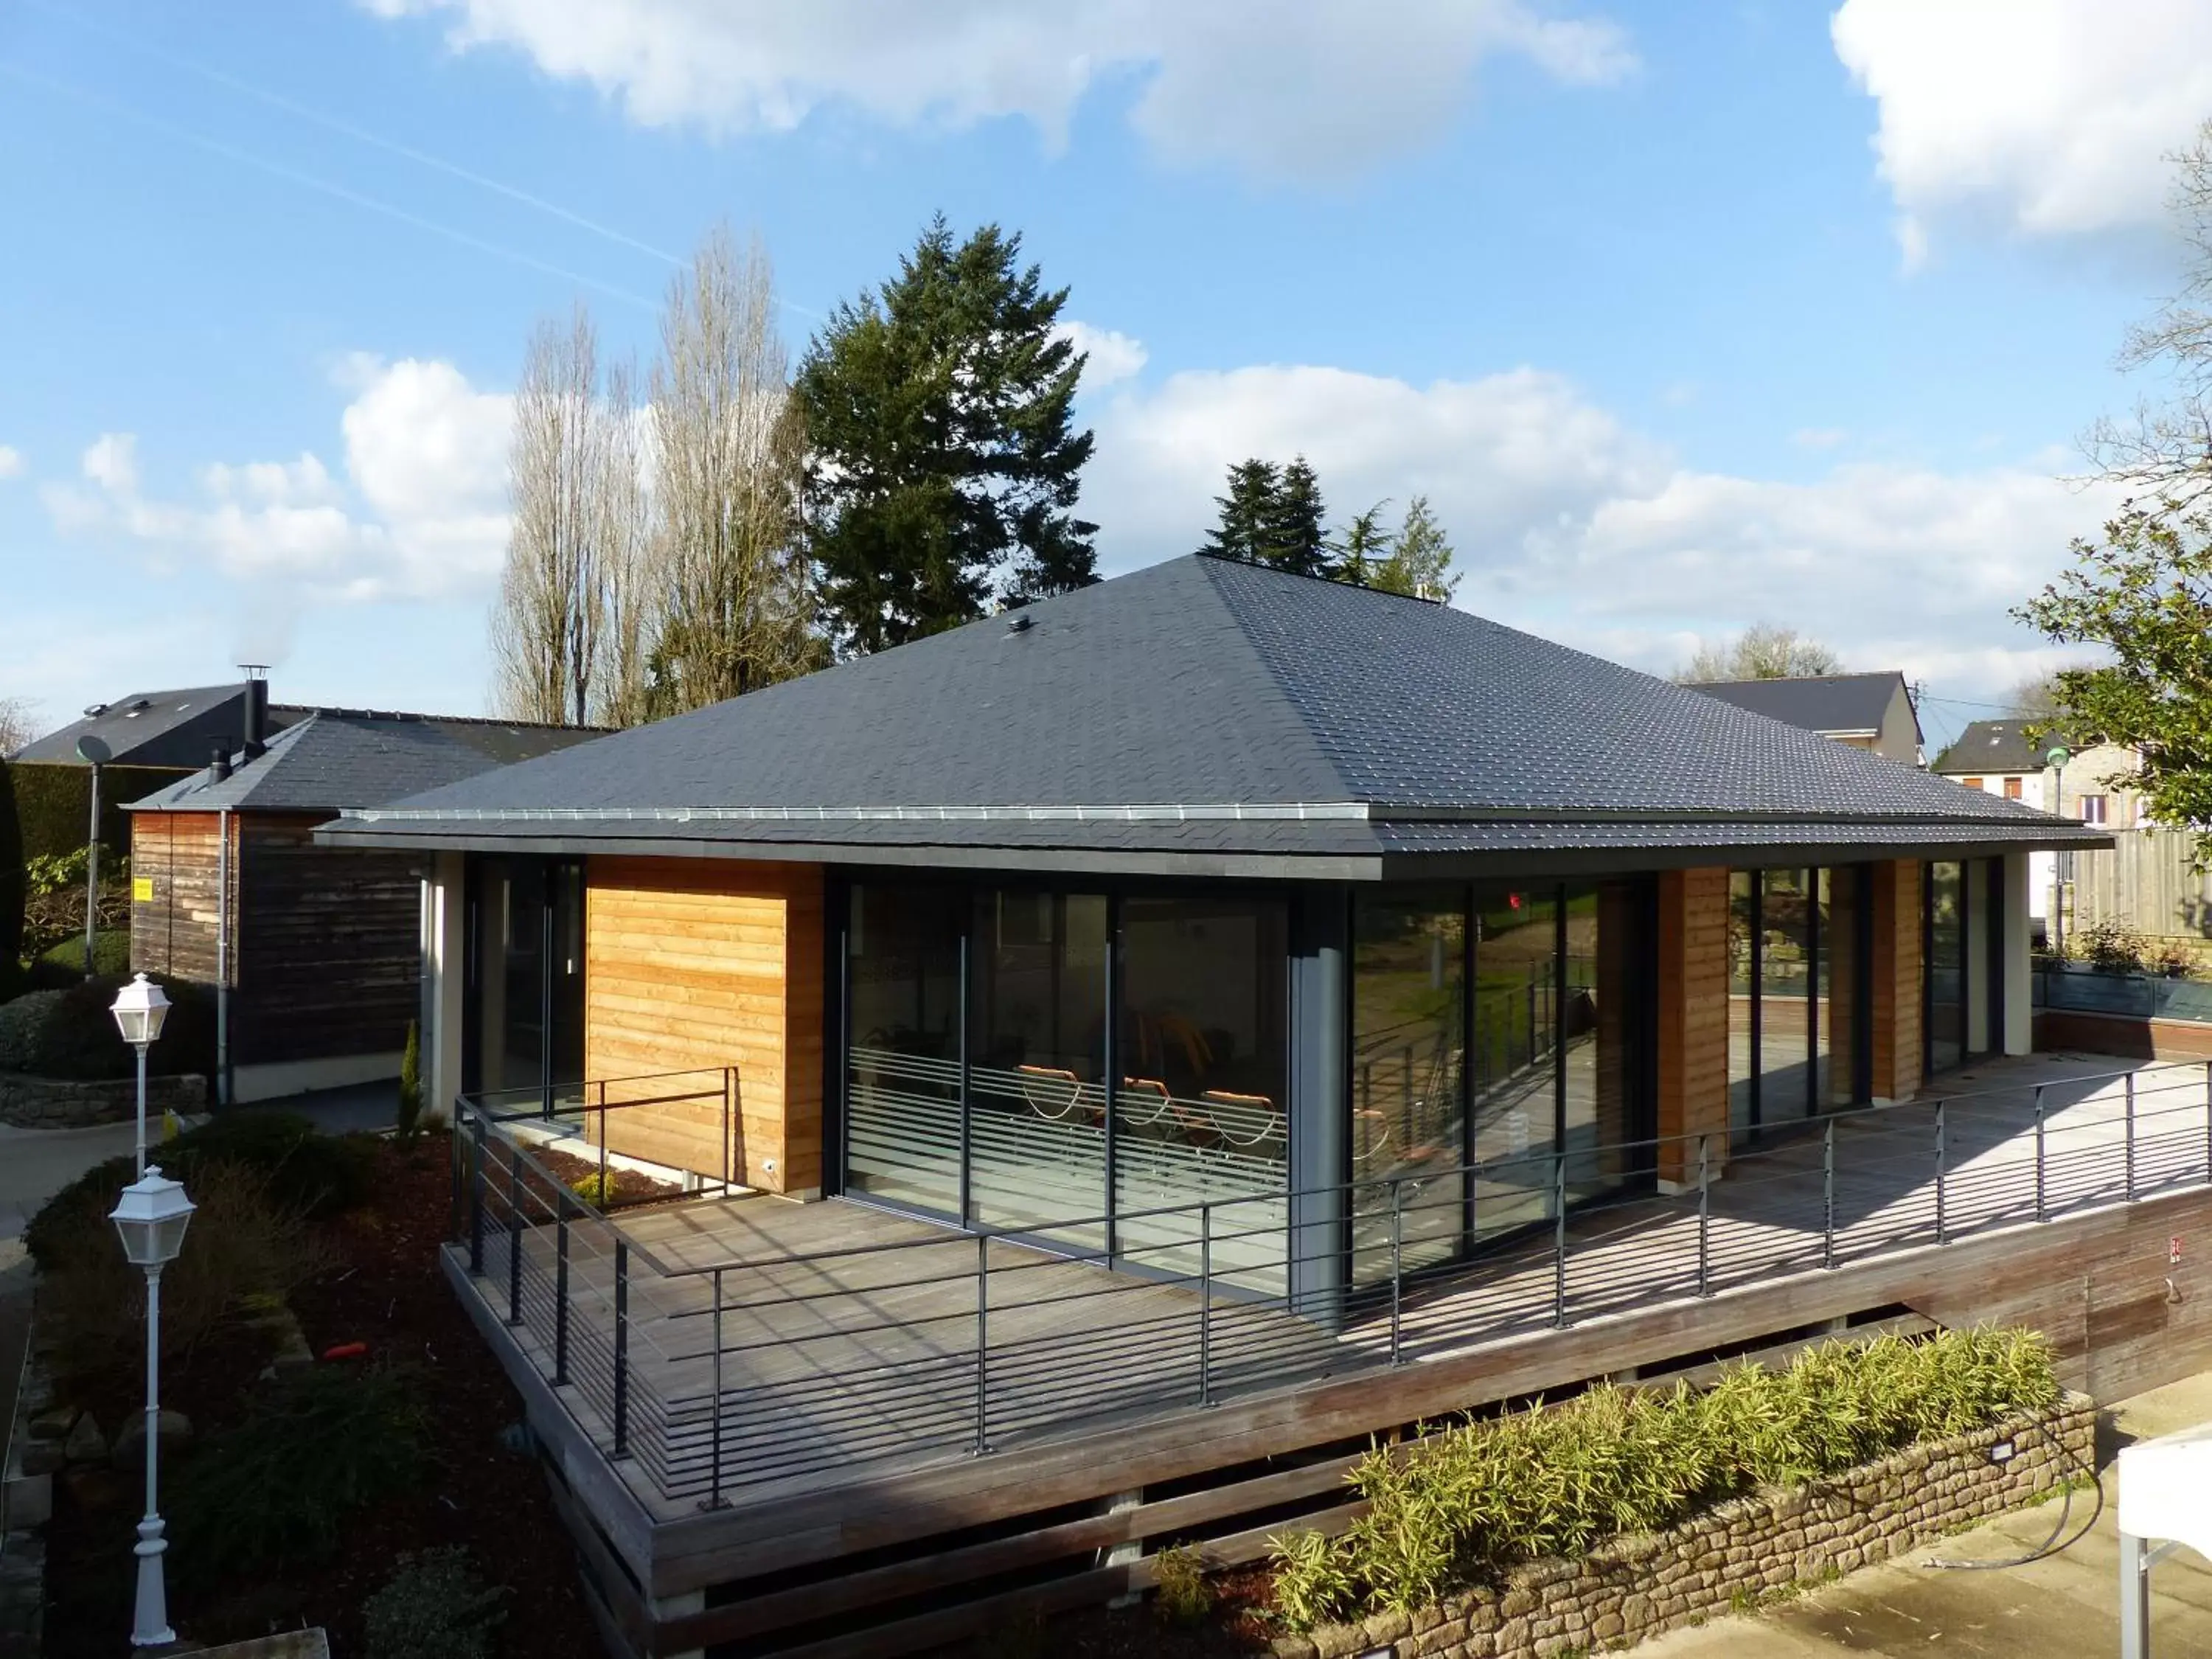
xmin=799 ymin=215 xmax=1097 ymax=655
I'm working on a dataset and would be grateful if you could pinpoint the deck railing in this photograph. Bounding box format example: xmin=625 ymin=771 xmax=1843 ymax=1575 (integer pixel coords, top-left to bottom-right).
xmin=453 ymin=1058 xmax=2212 ymax=1509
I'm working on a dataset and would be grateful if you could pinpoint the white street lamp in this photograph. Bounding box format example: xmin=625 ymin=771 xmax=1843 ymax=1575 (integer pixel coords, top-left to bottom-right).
xmin=110 ymin=1166 xmax=194 ymax=1649
xmin=109 ymin=974 xmax=171 ymax=1178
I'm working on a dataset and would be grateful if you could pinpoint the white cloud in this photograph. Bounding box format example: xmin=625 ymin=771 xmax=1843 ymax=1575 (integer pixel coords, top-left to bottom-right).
xmin=1083 ymin=361 xmax=2116 ymax=697
xmin=43 ymin=358 xmax=512 ymax=603
xmin=1832 ymin=0 xmax=2212 ymax=255
xmin=1055 ymin=321 xmax=1149 ymax=391
xmin=1791 ymin=428 xmax=1847 ymax=451
xmin=0 ymin=445 xmax=22 ymax=480
xmin=362 ymin=0 xmax=1635 ymax=178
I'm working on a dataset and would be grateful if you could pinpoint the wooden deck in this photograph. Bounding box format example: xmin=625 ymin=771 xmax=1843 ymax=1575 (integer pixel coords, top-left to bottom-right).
xmin=458 ymin=1051 xmax=2212 ymax=1528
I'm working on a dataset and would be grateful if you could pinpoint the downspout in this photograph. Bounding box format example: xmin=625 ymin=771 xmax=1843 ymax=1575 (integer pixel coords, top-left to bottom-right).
xmin=216 ymin=808 xmax=231 ymax=1109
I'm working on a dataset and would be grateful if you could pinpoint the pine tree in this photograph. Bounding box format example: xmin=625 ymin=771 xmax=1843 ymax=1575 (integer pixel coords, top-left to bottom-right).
xmin=1200 ymin=459 xmax=1281 ymax=563
xmin=1262 ymin=455 xmax=1332 ymax=577
xmin=1374 ymin=495 xmax=1459 ymax=600
xmin=1332 ymin=501 xmax=1395 ymax=587
xmin=799 ymin=215 xmax=1099 ymax=655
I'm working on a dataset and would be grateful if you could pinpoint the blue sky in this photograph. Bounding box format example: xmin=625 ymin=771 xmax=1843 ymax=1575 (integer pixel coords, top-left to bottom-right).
xmin=3 ymin=0 xmax=2208 ymax=754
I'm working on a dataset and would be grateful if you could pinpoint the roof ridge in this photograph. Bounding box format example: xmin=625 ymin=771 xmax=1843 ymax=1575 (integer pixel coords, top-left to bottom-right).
xmin=1189 ymin=556 xmax=1371 ymax=802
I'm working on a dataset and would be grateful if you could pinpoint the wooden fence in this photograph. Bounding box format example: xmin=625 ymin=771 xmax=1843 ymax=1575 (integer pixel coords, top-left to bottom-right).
xmin=2070 ymin=828 xmax=2212 ymax=947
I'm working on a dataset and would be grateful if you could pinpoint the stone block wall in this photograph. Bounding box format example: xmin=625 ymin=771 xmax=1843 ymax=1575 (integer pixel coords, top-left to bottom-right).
xmin=0 ymin=1071 xmax=206 ymax=1130
xmin=1272 ymin=1393 xmax=2096 ymax=1659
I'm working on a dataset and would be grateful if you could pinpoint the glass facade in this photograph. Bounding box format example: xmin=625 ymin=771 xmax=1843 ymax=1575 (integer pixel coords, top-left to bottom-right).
xmin=1728 ymin=865 xmax=1868 ymax=1140
xmin=845 ymin=883 xmax=966 ymax=1213
xmin=1927 ymin=861 xmax=1965 ymax=1074
xmin=465 ymin=855 xmax=585 ymax=1105
xmin=1924 ymin=858 xmax=2006 ymax=1076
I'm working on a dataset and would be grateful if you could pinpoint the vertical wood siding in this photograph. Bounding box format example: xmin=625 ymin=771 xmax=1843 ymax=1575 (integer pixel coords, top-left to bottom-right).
xmin=1656 ymin=866 xmax=1731 ymax=1183
xmin=128 ymin=811 xmax=231 ymax=985
xmin=585 ymin=858 xmax=827 ymax=1195
xmin=1871 ymin=859 xmax=1924 ymax=1102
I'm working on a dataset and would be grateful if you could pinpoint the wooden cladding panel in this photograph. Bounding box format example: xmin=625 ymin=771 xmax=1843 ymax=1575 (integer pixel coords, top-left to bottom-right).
xmin=1655 ymin=866 xmax=1730 ymax=1184
xmin=234 ymin=817 xmax=423 ymax=1065
xmin=1870 ymin=859 xmax=1924 ymax=1102
xmin=129 ymin=811 xmax=231 ymax=986
xmin=585 ymin=858 xmax=826 ymax=1195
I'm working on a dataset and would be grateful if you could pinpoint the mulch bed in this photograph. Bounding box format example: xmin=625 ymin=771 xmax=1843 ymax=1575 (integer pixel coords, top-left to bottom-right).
xmin=525 ymin=1140 xmax=686 ymax=1208
xmin=925 ymin=1569 xmax=1281 ymax=1658
xmin=43 ymin=1131 xmax=602 ymax=1658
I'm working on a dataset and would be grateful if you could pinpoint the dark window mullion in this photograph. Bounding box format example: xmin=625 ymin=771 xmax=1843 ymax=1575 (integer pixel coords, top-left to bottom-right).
xmin=1747 ymin=869 xmax=1763 ymax=1131
xmin=958 ymin=922 xmax=973 ymax=1226
xmin=1806 ymin=868 xmax=1820 ymax=1119
xmin=1102 ymin=891 xmax=1121 ymax=1265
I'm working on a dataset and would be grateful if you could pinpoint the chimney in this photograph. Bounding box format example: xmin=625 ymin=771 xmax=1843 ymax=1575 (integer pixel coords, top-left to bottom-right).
xmin=239 ymin=665 xmax=268 ymax=761
xmin=209 ymin=742 xmax=232 ymax=783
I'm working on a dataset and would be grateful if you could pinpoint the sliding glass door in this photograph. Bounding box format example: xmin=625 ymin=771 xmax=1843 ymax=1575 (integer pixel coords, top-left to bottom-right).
xmin=1728 ymin=865 xmax=1871 ymax=1141
xmin=462 ymin=854 xmax=585 ymax=1107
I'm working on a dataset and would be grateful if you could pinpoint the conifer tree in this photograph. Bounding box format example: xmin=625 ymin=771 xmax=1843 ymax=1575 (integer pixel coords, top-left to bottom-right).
xmin=1262 ymin=456 xmax=1332 ymax=577
xmin=1200 ymin=459 xmax=1281 ymax=563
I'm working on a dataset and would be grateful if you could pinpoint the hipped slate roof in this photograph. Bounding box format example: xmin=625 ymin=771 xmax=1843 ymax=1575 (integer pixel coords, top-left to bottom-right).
xmin=1930 ymin=720 xmax=2068 ymax=777
xmin=12 ymin=684 xmax=307 ymax=768
xmin=130 ymin=710 xmax=604 ymax=815
xmin=319 ymin=555 xmax=2108 ymax=876
xmin=1687 ymin=672 xmax=1915 ymax=742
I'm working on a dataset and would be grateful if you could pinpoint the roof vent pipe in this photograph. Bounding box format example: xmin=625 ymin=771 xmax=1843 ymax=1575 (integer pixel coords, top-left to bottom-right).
xmin=209 ymin=742 xmax=231 ymax=784
xmin=1006 ymin=611 xmax=1033 ymax=635
xmin=239 ymin=665 xmax=268 ymax=760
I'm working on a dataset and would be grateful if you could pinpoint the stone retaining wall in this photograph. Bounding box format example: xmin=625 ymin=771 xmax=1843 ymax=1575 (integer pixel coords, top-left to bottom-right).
xmin=1273 ymin=1393 xmax=2097 ymax=1659
xmin=0 ymin=1071 xmax=206 ymax=1130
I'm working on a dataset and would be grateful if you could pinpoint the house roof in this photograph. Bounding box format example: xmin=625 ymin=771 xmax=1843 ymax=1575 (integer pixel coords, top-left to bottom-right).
xmin=319 ymin=555 xmax=2107 ymax=877
xmin=128 ymin=710 xmax=605 ymax=815
xmin=1686 ymin=672 xmax=1918 ymax=743
xmin=1930 ymin=719 xmax=2072 ymax=777
xmin=11 ymin=684 xmax=307 ymax=768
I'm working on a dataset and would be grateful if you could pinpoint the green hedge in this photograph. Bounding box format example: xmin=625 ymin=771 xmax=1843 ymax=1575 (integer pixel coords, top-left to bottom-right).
xmin=32 ymin=930 xmax=132 ymax=982
xmin=0 ymin=971 xmax=215 ymax=1082
xmin=1269 ymin=1327 xmax=2062 ymax=1628
xmin=7 ymin=760 xmax=177 ymax=861
xmin=0 ymin=760 xmax=21 ymax=984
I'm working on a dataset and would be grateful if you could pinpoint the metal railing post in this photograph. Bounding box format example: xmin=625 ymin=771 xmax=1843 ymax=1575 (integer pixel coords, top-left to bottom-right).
xmin=1821 ymin=1117 xmax=1835 ymax=1270
xmin=1934 ymin=1099 xmax=1948 ymax=1246
xmin=1389 ymin=1180 xmax=1405 ymax=1363
xmin=469 ymin=1111 xmax=486 ymax=1275
xmin=2204 ymin=1060 xmax=2212 ymax=1185
xmin=2034 ymin=1085 xmax=2048 ymax=1222
xmin=709 ymin=1267 xmax=725 ymax=1509
xmin=507 ymin=1146 xmax=524 ymax=1325
xmin=554 ymin=1194 xmax=571 ymax=1387
xmin=2126 ymin=1071 xmax=2138 ymax=1203
xmin=612 ymin=1240 xmax=630 ymax=1461
xmin=1696 ymin=1135 xmax=1711 ymax=1298
xmin=1197 ymin=1203 xmax=1213 ymax=1407
xmin=449 ymin=1112 xmax=463 ymax=1240
xmin=723 ymin=1068 xmax=735 ymax=1193
xmin=1551 ymin=1152 xmax=1568 ymax=1328
xmin=597 ymin=1087 xmax=610 ymax=1207
xmin=973 ymin=1232 xmax=991 ymax=1455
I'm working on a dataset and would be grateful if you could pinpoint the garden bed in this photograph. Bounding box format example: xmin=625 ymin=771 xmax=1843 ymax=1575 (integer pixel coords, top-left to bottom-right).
xmin=42 ymin=1131 xmax=600 ymax=1658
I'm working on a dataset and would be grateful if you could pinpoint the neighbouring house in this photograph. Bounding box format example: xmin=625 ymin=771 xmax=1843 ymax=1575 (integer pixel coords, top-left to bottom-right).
xmin=316 ymin=554 xmax=2115 ymax=1656
xmin=1686 ymin=670 xmax=1924 ymax=767
xmin=1929 ymin=720 xmax=2210 ymax=953
xmin=128 ymin=690 xmax=600 ymax=1103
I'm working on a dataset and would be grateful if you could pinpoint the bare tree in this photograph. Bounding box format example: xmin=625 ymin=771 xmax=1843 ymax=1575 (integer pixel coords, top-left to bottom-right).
xmin=1674 ymin=623 xmax=1844 ymax=683
xmin=591 ymin=357 xmax=658 ymax=729
xmin=2084 ymin=118 xmax=2212 ymax=504
xmin=0 ymin=696 xmax=38 ymax=757
xmin=650 ymin=227 xmax=819 ymax=713
xmin=493 ymin=305 xmax=610 ymax=725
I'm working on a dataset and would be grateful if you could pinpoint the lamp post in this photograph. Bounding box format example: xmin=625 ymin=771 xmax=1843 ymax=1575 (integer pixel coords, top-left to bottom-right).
xmin=109 ymin=1167 xmax=194 ymax=1649
xmin=110 ymin=974 xmax=172 ymax=1178
xmin=75 ymin=734 xmax=111 ymax=982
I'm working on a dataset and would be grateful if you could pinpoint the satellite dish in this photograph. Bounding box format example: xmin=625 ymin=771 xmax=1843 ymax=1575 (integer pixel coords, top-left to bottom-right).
xmin=75 ymin=735 xmax=112 ymax=765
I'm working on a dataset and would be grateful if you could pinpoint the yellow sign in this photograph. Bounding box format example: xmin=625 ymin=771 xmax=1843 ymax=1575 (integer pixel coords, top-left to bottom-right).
xmin=131 ymin=877 xmax=154 ymax=902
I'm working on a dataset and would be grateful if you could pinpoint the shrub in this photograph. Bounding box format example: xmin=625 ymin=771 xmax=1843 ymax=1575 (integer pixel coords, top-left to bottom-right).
xmin=397 ymin=1020 xmax=422 ymax=1143
xmin=1268 ymin=1327 xmax=2060 ymax=1628
xmin=1152 ymin=1544 xmax=1212 ymax=1623
xmin=33 ymin=929 xmax=132 ymax=981
xmin=39 ymin=1160 xmax=334 ymax=1382
xmin=364 ymin=1548 xmax=508 ymax=1659
xmin=24 ymin=1112 xmax=371 ymax=1269
xmin=170 ymin=1363 xmax=428 ymax=1581
xmin=0 ymin=757 xmax=22 ymax=977
xmin=0 ymin=971 xmax=213 ymax=1079
xmin=2075 ymin=918 xmax=2152 ymax=974
xmin=571 ymin=1169 xmax=616 ymax=1208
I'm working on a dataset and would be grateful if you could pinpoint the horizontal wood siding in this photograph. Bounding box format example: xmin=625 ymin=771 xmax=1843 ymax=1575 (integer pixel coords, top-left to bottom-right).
xmin=129 ymin=811 xmax=230 ymax=986
xmin=234 ymin=816 xmax=423 ymax=1065
xmin=585 ymin=858 xmax=826 ymax=1194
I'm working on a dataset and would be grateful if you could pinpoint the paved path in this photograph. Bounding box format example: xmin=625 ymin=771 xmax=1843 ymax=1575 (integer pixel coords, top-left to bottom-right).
xmin=1638 ymin=1370 xmax=2212 ymax=1657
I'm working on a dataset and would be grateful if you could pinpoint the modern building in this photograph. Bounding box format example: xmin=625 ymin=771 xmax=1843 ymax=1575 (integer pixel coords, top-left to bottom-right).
xmin=129 ymin=695 xmax=599 ymax=1102
xmin=321 ymin=556 xmax=2112 ymax=1654
xmin=1686 ymin=671 xmax=1924 ymax=767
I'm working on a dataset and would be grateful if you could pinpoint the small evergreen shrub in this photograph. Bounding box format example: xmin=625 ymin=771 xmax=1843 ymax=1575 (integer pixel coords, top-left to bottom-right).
xmin=571 ymin=1169 xmax=616 ymax=1208
xmin=1268 ymin=1327 xmax=2060 ymax=1628
xmin=0 ymin=971 xmax=213 ymax=1079
xmin=170 ymin=1363 xmax=428 ymax=1580
xmin=396 ymin=1019 xmax=423 ymax=1142
xmin=34 ymin=928 xmax=132 ymax=981
xmin=1152 ymin=1544 xmax=1212 ymax=1622
xmin=364 ymin=1547 xmax=508 ymax=1659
